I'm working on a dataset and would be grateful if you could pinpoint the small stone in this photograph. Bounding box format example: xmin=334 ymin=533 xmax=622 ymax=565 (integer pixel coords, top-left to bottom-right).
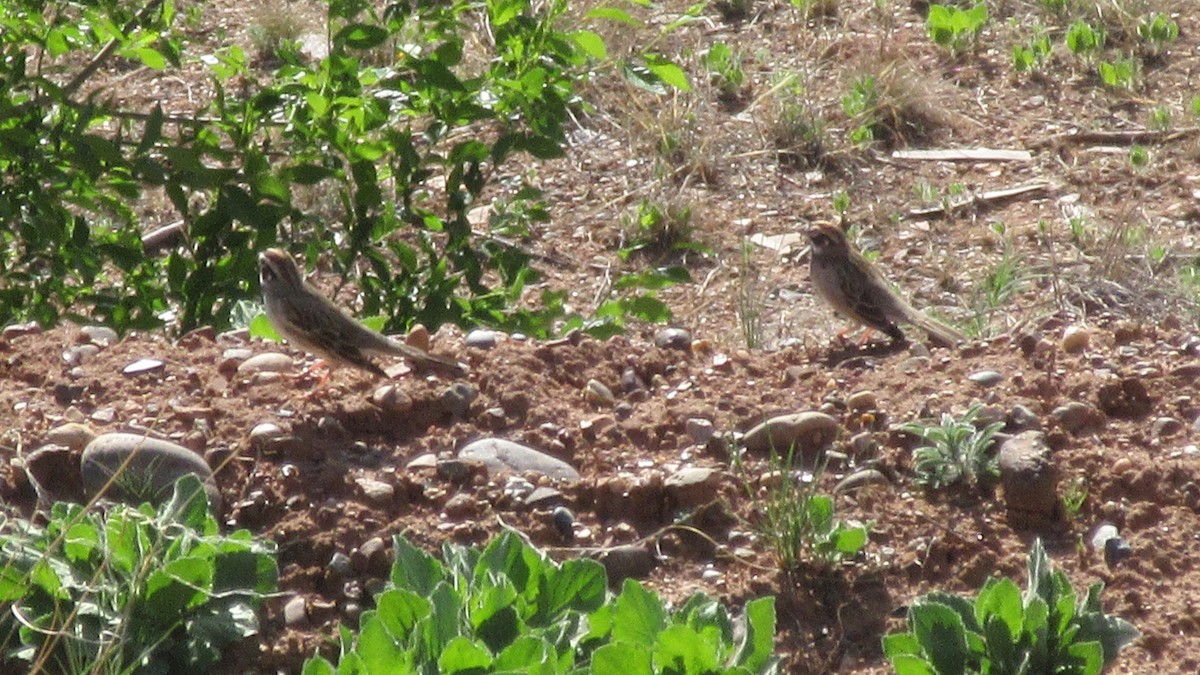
xmin=664 ymin=467 xmax=721 ymax=508
xmin=328 ymin=552 xmax=353 ymax=578
xmin=63 ymin=344 xmax=100 ymax=366
xmin=81 ymin=433 xmax=220 ymax=510
xmin=283 ymin=595 xmax=309 ymax=628
xmin=1006 ymin=404 xmax=1041 ymax=432
xmin=846 ymin=390 xmax=877 ymax=412
xmin=458 ymin=438 xmax=580 ymax=482
xmin=552 ymin=506 xmax=575 ymax=541
xmin=1151 ymin=416 xmax=1182 ymax=438
xmin=1104 ymin=537 xmax=1133 ymax=568
xmin=406 ymin=453 xmax=437 ymax=470
xmin=1061 ymin=325 xmax=1090 ymax=353
xmin=45 ymin=423 xmax=96 ymax=452
xmin=502 ymin=476 xmax=536 ymax=500
xmin=834 ymin=469 xmax=889 ymax=494
xmin=444 ymin=493 xmax=477 ymax=518
xmin=123 ymin=358 xmax=165 ymax=376
xmin=371 ymin=384 xmax=413 ymax=413
xmin=743 ymin=412 xmax=838 ymax=462
xmin=584 ymin=379 xmax=616 ymax=406
xmin=405 ymin=324 xmax=431 ymax=351
xmin=440 ymin=382 xmax=478 ymax=419
xmin=355 ymin=538 xmax=389 ymax=576
xmin=654 ymin=327 xmax=692 ymax=350
xmin=465 ymin=329 xmax=498 ymax=349
xmin=685 ymin=418 xmax=715 ymax=445
xmin=1051 ymin=402 xmax=1105 ymax=434
xmin=90 ymin=408 xmax=116 ymax=424
xmin=701 ymin=568 xmax=723 ymax=582
xmin=967 ymin=370 xmax=1003 ymax=387
xmin=81 ymin=325 xmax=118 ymax=347
xmin=621 ymin=367 xmax=646 ymax=393
xmin=24 ymin=445 xmax=84 ymax=504
xmin=2 ymin=322 xmax=41 ymax=339
xmin=997 ymin=431 xmax=1059 ymax=523
xmin=355 ymin=478 xmax=395 ymax=504
xmin=238 ymin=352 xmax=294 ymax=374
xmin=248 ymin=423 xmax=286 ymax=448
xmin=1091 ymin=523 xmax=1119 ymax=550
xmin=525 ymin=486 xmax=562 ymax=506
xmin=596 ymin=544 xmax=659 ymax=583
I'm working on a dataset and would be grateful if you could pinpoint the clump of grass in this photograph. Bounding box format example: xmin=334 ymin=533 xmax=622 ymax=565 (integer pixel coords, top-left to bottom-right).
xmin=841 ymin=60 xmax=951 ymax=149
xmin=619 ymin=197 xmax=702 ymax=261
xmin=765 ymin=72 xmax=826 ymax=170
xmin=248 ymin=6 xmax=305 ymax=65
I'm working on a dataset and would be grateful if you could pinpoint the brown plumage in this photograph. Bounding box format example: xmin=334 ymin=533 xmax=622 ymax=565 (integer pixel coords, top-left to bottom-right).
xmin=806 ymin=223 xmax=965 ymax=347
xmin=258 ymin=248 xmax=465 ymax=377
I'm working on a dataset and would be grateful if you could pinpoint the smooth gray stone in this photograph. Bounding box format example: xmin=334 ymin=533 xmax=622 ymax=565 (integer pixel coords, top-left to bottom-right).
xmin=81 ymin=433 xmax=219 ymax=510
xmin=458 ymin=438 xmax=579 ymax=482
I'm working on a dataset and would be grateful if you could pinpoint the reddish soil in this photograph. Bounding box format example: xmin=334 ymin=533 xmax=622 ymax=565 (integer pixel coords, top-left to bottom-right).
xmin=5 ymin=0 xmax=1200 ymax=672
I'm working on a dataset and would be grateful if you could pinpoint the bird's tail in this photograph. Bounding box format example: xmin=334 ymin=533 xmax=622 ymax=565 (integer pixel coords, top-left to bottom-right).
xmin=908 ymin=312 xmax=966 ymax=347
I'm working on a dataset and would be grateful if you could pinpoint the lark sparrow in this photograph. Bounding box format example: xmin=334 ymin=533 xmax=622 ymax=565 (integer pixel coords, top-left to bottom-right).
xmin=806 ymin=223 xmax=964 ymax=347
xmin=258 ymin=248 xmax=466 ymax=377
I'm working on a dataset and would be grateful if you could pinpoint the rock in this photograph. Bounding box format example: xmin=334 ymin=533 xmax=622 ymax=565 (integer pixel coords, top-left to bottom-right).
xmin=23 ymin=445 xmax=84 ymax=504
xmin=621 ymin=367 xmax=646 ymax=394
xmin=81 ymin=325 xmax=118 ymax=347
xmin=685 ymin=418 xmax=715 ymax=445
xmin=63 ymin=344 xmax=99 ymax=366
xmin=440 ymin=383 xmax=478 ymax=419
xmin=595 ymin=544 xmax=659 ymax=584
xmin=283 ymin=595 xmax=309 ymax=628
xmin=406 ymin=453 xmax=437 ymax=470
xmin=997 ymin=431 xmax=1059 ymax=523
xmin=328 ymin=552 xmax=353 ymax=578
xmin=1091 ymin=523 xmax=1119 ymax=550
xmin=584 ymin=379 xmax=616 ymax=406
xmin=846 ymin=390 xmax=877 ymax=412
xmin=1006 ymin=404 xmax=1041 ymax=432
xmin=1104 ymin=537 xmax=1133 ymax=568
xmin=654 ymin=327 xmax=692 ymax=350
xmin=743 ymin=412 xmax=838 ymax=461
xmin=81 ymin=433 xmax=220 ymax=510
xmin=967 ymin=370 xmax=1003 ymax=387
xmin=248 ymin=423 xmax=286 ymax=448
xmin=45 ymin=423 xmax=96 ymax=452
xmin=353 ymin=537 xmax=390 ymax=577
xmin=664 ymin=467 xmax=721 ymax=508
xmin=551 ymin=506 xmax=575 ymax=541
xmin=1152 ymin=416 xmax=1183 ymax=438
xmin=443 ymin=493 xmax=477 ymax=518
xmin=238 ymin=352 xmax=294 ymax=374
xmin=371 ymin=384 xmax=413 ymax=413
xmin=405 ymin=324 xmax=431 ymax=351
xmin=122 ymin=358 xmax=165 ymax=376
xmin=525 ymin=486 xmax=562 ymax=507
xmin=465 ymin=329 xmax=498 ymax=349
xmin=2 ymin=322 xmax=41 ymax=340
xmin=1061 ymin=325 xmax=1090 ymax=353
xmin=458 ymin=438 xmax=580 ymax=482
xmin=1051 ymin=402 xmax=1105 ymax=434
xmin=355 ymin=478 xmax=395 ymax=505
xmin=834 ymin=469 xmax=889 ymax=494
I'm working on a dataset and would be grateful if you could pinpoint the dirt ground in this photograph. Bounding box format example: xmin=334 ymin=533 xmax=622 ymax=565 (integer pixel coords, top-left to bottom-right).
xmin=4 ymin=0 xmax=1200 ymax=672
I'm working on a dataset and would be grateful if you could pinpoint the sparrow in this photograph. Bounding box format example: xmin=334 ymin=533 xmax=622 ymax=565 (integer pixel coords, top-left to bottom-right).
xmin=805 ymin=223 xmax=965 ymax=347
xmin=258 ymin=248 xmax=466 ymax=378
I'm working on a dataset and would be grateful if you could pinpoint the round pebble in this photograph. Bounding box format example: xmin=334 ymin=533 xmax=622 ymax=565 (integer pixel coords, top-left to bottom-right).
xmin=1061 ymin=325 xmax=1090 ymax=353
xmin=654 ymin=327 xmax=692 ymax=350
xmin=967 ymin=370 xmax=1003 ymax=387
xmin=45 ymin=423 xmax=96 ymax=452
xmin=465 ymin=329 xmax=498 ymax=349
xmin=123 ymin=358 xmax=165 ymax=375
xmin=405 ymin=323 xmax=431 ymax=351
xmin=371 ymin=384 xmax=413 ymax=413
xmin=238 ymin=352 xmax=295 ymax=374
xmin=81 ymin=433 xmax=219 ymax=509
xmin=685 ymin=418 xmax=715 ymax=445
xmin=585 ymin=379 xmax=616 ymax=406
xmin=552 ymin=506 xmax=575 ymax=541
xmin=81 ymin=325 xmax=118 ymax=347
xmin=846 ymin=390 xmax=877 ymax=412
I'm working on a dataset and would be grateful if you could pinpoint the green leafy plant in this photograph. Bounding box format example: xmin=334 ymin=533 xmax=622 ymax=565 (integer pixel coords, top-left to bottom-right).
xmin=0 ymin=476 xmax=278 ymax=674
xmin=926 ymin=3 xmax=988 ymax=57
xmin=1065 ymin=20 xmax=1105 ymax=62
xmin=843 ymin=75 xmax=880 ymax=145
xmin=1061 ymin=476 xmax=1089 ymax=520
xmin=735 ymin=448 xmax=870 ymax=571
xmin=1098 ymin=55 xmax=1138 ymax=90
xmin=1137 ymin=12 xmax=1178 ymax=58
xmin=883 ymin=539 xmax=1139 ymax=674
xmin=967 ymin=249 xmax=1025 ymax=336
xmin=302 ymin=531 xmax=781 ymax=674
xmin=1013 ymin=31 xmax=1052 ymax=73
xmin=1129 ymin=143 xmax=1150 ymax=168
xmin=705 ymin=42 xmax=746 ymax=105
xmin=768 ymin=72 xmax=826 ymax=169
xmin=902 ymin=405 xmax=1004 ymax=490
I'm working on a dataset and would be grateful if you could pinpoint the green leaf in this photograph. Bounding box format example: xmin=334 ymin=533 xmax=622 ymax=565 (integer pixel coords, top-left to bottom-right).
xmin=571 ymin=30 xmax=607 ymax=59
xmin=249 ymin=314 xmax=281 ymax=341
xmin=655 ymin=624 xmax=719 ymax=673
xmin=734 ymin=596 xmax=775 ymax=671
xmin=145 ymin=556 xmax=214 ymax=617
xmin=335 ymin=23 xmax=389 ymax=50
xmin=438 ymin=636 xmax=492 ymax=672
xmin=644 ymin=54 xmax=690 ymax=91
xmin=391 ymin=534 xmax=446 ymax=596
xmin=613 ymin=579 xmax=668 ymax=646
xmin=592 ymin=642 xmax=653 ymax=675
xmin=375 ymin=588 xmax=431 ymax=639
xmin=129 ymin=47 xmax=167 ymax=69
xmin=585 ymin=7 xmax=640 ymax=25
xmin=356 ymin=614 xmax=409 ymax=672
xmin=910 ymin=601 xmax=970 ymax=674
xmin=975 ymin=578 xmax=1022 ymax=639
